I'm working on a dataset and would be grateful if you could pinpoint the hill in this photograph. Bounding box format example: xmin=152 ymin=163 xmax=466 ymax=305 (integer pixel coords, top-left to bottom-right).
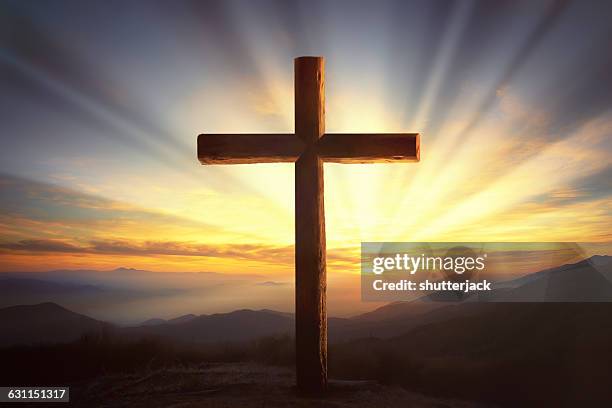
xmin=70 ymin=363 xmax=487 ymax=407
xmin=487 ymin=255 xmax=612 ymax=301
xmin=0 ymin=302 xmax=110 ymax=346
xmin=141 ymin=314 xmax=197 ymax=326
xmin=331 ymin=302 xmax=612 ymax=406
xmin=2 ymin=254 xmax=612 ymax=405
xmin=2 ymin=256 xmax=611 ymax=346
xmin=124 ymin=309 xmax=294 ymax=343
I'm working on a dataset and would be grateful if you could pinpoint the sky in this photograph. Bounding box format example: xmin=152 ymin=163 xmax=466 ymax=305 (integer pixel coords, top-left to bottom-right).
xmin=0 ymin=0 xmax=611 ymax=302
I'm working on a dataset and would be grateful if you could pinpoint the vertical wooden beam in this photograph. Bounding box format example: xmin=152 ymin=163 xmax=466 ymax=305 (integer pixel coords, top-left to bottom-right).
xmin=294 ymin=56 xmax=327 ymax=394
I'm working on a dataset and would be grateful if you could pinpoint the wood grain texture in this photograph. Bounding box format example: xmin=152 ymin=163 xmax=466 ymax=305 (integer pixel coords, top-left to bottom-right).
xmin=295 ymin=57 xmax=325 ymax=142
xmin=295 ymin=150 xmax=327 ymax=395
xmin=294 ymin=56 xmax=328 ymax=395
xmin=317 ymin=133 xmax=420 ymax=163
xmin=197 ymin=134 xmax=302 ymax=164
xmin=196 ymin=56 xmax=422 ymax=396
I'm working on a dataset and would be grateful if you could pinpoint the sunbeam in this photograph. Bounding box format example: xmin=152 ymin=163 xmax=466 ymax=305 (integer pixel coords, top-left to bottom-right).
xmin=0 ymin=0 xmax=611 ymax=276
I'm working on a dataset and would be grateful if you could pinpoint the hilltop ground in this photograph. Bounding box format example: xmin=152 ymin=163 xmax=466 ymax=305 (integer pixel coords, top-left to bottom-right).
xmin=71 ymin=363 xmax=491 ymax=408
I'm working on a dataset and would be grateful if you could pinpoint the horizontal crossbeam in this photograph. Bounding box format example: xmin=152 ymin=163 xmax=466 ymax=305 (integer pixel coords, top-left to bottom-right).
xmin=318 ymin=133 xmax=419 ymax=163
xmin=198 ymin=133 xmax=420 ymax=164
xmin=197 ymin=134 xmax=302 ymax=164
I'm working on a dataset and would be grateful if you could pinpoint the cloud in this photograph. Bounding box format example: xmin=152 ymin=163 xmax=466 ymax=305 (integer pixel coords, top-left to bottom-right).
xmin=0 ymin=238 xmax=362 ymax=269
xmin=2 ymin=238 xmax=257 ymax=259
xmin=0 ymin=239 xmax=85 ymax=253
xmin=0 ymin=174 xmax=364 ymax=272
xmin=0 ymin=238 xmax=288 ymax=259
xmin=0 ymin=173 xmax=245 ymax=245
xmin=88 ymin=240 xmax=296 ymax=263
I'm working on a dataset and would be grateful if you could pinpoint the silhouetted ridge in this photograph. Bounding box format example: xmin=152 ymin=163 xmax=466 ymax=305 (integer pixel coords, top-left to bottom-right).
xmin=0 ymin=302 xmax=110 ymax=346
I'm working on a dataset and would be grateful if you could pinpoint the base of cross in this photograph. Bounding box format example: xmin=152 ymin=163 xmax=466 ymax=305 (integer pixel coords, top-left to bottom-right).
xmin=197 ymin=56 xmax=420 ymax=395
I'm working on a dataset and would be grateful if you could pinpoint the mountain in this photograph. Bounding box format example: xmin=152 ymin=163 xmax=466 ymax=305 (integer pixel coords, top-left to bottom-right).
xmin=2 ymin=256 xmax=612 ymax=347
xmin=140 ymin=314 xmax=197 ymax=326
xmin=329 ymin=255 xmax=612 ymax=340
xmin=484 ymin=255 xmax=612 ymax=302
xmin=2 ymin=256 xmax=611 ymax=406
xmin=352 ymin=300 xmax=446 ymax=322
xmin=496 ymin=255 xmax=612 ymax=287
xmin=586 ymin=254 xmax=612 ymax=266
xmin=124 ymin=309 xmax=294 ymax=343
xmin=259 ymin=309 xmax=294 ymax=318
xmin=332 ymin=302 xmax=612 ymax=406
xmin=0 ymin=302 xmax=110 ymax=346
xmin=141 ymin=318 xmax=167 ymax=326
xmin=0 ymin=268 xmax=277 ymax=324
xmin=168 ymin=313 xmax=197 ymax=324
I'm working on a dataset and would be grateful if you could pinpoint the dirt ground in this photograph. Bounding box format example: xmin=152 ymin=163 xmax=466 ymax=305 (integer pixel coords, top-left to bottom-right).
xmin=69 ymin=363 xmax=494 ymax=408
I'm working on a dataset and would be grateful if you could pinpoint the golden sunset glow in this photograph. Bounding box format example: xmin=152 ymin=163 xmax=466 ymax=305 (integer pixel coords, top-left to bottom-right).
xmin=1 ymin=0 xmax=610 ymax=303
xmin=1 ymin=88 xmax=610 ymax=274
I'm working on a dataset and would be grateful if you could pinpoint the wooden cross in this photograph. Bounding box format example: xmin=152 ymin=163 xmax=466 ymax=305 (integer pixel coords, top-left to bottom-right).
xmin=197 ymin=56 xmax=420 ymax=394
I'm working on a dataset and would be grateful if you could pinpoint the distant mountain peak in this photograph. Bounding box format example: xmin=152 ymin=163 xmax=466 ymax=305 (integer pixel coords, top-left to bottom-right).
xmin=168 ymin=314 xmax=196 ymax=324
xmin=7 ymin=302 xmax=70 ymax=312
xmin=113 ymin=267 xmax=146 ymax=273
xmin=141 ymin=318 xmax=166 ymax=326
xmin=259 ymin=309 xmax=294 ymax=318
xmin=257 ymin=281 xmax=286 ymax=286
xmin=0 ymin=302 xmax=110 ymax=347
xmin=587 ymin=255 xmax=612 ymax=266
